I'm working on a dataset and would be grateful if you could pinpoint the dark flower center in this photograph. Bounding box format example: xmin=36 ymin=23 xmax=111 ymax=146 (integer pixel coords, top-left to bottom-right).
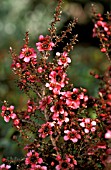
xmin=56 ymin=75 xmax=62 ymax=82
xmin=30 ymin=156 xmax=36 ymax=163
xmin=61 ymin=161 xmax=68 ymax=168
xmin=59 ymin=114 xmax=64 ymax=119
xmin=61 ymin=57 xmax=66 ymax=63
xmin=44 ymin=126 xmax=49 ymax=133
xmin=71 ymin=94 xmax=77 ymax=100
xmin=5 ymin=110 xmax=11 ymax=116
xmin=69 ymin=133 xmax=75 ymax=138
xmin=25 ymin=51 xmax=32 ymax=56
xmin=56 ymin=104 xmax=60 ymax=110
xmin=42 ymin=43 xmax=49 ymax=49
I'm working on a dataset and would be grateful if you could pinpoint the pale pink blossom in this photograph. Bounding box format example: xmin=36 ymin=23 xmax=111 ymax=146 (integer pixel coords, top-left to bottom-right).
xmin=64 ymin=129 xmax=81 ymax=143
xmin=57 ymin=51 xmax=71 ymax=67
xmin=0 ymin=164 xmax=11 ymax=170
xmin=79 ymin=118 xmax=96 ymax=133
xmin=105 ymin=130 xmax=111 ymax=139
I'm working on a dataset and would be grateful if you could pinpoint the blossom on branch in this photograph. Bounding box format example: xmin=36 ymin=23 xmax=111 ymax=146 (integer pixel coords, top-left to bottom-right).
xmin=79 ymin=118 xmax=96 ymax=133
xmin=1 ymin=105 xmax=16 ymax=122
xmin=36 ymin=35 xmax=54 ymax=51
xmin=0 ymin=164 xmax=11 ymax=170
xmin=64 ymin=128 xmax=81 ymax=143
xmin=25 ymin=150 xmax=43 ymax=168
xmin=19 ymin=46 xmax=37 ymax=63
xmin=57 ymin=51 xmax=71 ymax=67
xmin=56 ymin=154 xmax=77 ymax=170
xmin=38 ymin=122 xmax=54 ymax=138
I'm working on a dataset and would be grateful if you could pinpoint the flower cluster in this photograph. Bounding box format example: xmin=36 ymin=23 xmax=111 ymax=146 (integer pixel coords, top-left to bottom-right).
xmin=0 ymin=1 xmax=111 ymax=170
xmin=93 ymin=12 xmax=111 ymax=63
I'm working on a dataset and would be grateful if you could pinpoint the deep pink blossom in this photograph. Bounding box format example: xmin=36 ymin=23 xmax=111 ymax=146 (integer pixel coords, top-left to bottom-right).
xmin=39 ymin=96 xmax=52 ymax=111
xmin=93 ymin=20 xmax=109 ymax=38
xmin=1 ymin=105 xmax=16 ymax=122
xmin=38 ymin=122 xmax=54 ymax=138
xmin=60 ymin=88 xmax=88 ymax=109
xmin=37 ymin=66 xmax=43 ymax=73
xmin=60 ymin=89 xmax=80 ymax=109
xmin=50 ymin=100 xmax=64 ymax=114
xmin=13 ymin=118 xmax=20 ymax=127
xmin=25 ymin=150 xmax=43 ymax=168
xmin=19 ymin=47 xmax=37 ymax=62
xmin=56 ymin=154 xmax=77 ymax=170
xmin=49 ymin=70 xmax=67 ymax=87
xmin=46 ymin=70 xmax=67 ymax=94
xmin=36 ymin=35 xmax=54 ymax=51
xmin=52 ymin=111 xmax=69 ymax=126
xmin=27 ymin=100 xmax=37 ymax=113
xmin=50 ymin=100 xmax=69 ymax=125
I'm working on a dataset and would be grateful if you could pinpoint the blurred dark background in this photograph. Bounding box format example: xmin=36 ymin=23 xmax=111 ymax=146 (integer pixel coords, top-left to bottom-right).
xmin=0 ymin=0 xmax=111 ymax=163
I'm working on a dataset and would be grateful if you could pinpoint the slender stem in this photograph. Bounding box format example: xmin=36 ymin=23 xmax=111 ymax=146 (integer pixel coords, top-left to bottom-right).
xmin=105 ymin=51 xmax=111 ymax=65
xmin=42 ymin=87 xmax=59 ymax=155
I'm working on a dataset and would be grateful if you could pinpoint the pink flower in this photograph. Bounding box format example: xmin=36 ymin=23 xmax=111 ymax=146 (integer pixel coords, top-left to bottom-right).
xmin=101 ymin=47 xmax=106 ymax=53
xmin=57 ymin=51 xmax=71 ymax=67
xmin=60 ymin=88 xmax=81 ymax=110
xmin=52 ymin=111 xmax=69 ymax=126
xmin=19 ymin=47 xmax=37 ymax=62
xmin=27 ymin=100 xmax=37 ymax=113
xmin=50 ymin=99 xmax=69 ymax=125
xmin=38 ymin=122 xmax=54 ymax=138
xmin=30 ymin=165 xmax=47 ymax=170
xmin=1 ymin=105 xmax=16 ymax=122
xmin=93 ymin=20 xmax=109 ymax=37
xmin=36 ymin=35 xmax=54 ymax=51
xmin=105 ymin=130 xmax=111 ymax=139
xmin=79 ymin=118 xmax=96 ymax=133
xmin=46 ymin=82 xmax=61 ymax=95
xmin=64 ymin=129 xmax=81 ymax=143
xmin=97 ymin=142 xmax=106 ymax=149
xmin=62 ymin=89 xmax=88 ymax=109
xmin=46 ymin=69 xmax=67 ymax=94
xmin=13 ymin=118 xmax=20 ymax=127
xmin=107 ymin=94 xmax=111 ymax=100
xmin=56 ymin=154 xmax=77 ymax=170
xmin=50 ymin=100 xmax=64 ymax=114
xmin=39 ymin=96 xmax=52 ymax=111
xmin=37 ymin=67 xmax=43 ymax=73
xmin=0 ymin=164 xmax=11 ymax=170
xmin=49 ymin=70 xmax=67 ymax=88
xmin=25 ymin=150 xmax=43 ymax=168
